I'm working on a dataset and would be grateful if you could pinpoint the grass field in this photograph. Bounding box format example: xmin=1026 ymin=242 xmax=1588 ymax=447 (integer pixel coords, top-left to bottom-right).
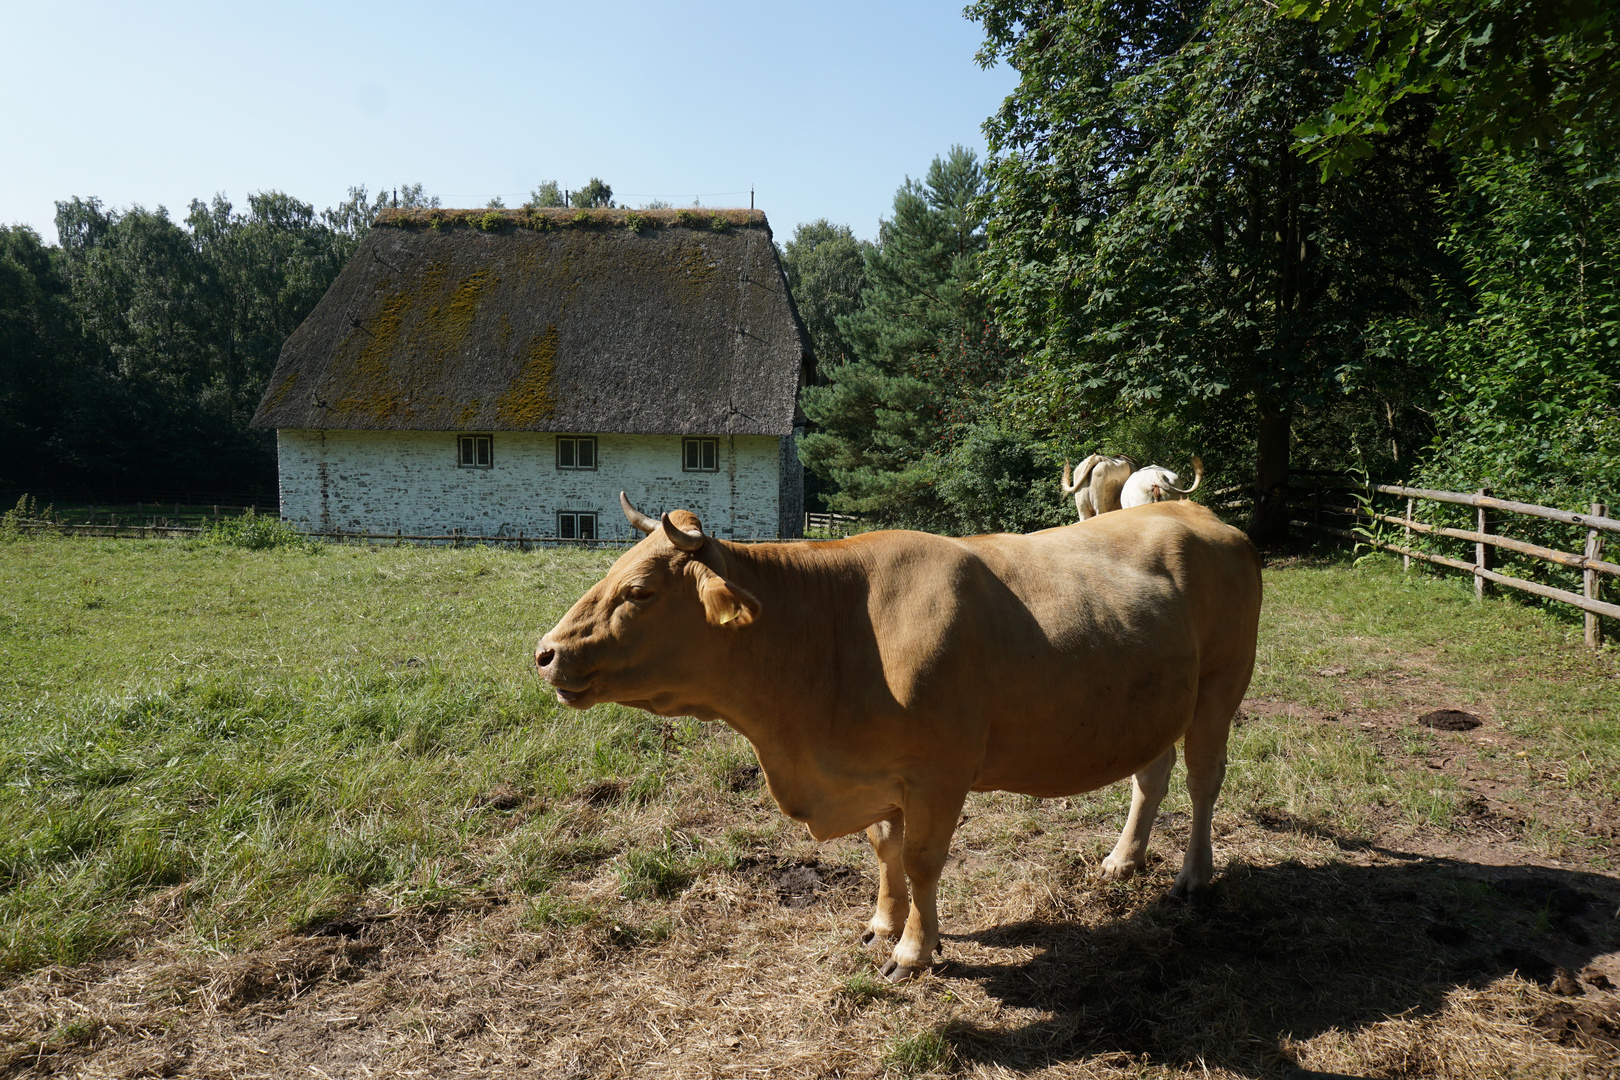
xmin=2 ymin=532 xmax=1618 ymax=1078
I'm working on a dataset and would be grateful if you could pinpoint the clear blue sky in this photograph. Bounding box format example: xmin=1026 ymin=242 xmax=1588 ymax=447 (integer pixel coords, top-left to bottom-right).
xmin=3 ymin=1 xmax=1019 ymax=246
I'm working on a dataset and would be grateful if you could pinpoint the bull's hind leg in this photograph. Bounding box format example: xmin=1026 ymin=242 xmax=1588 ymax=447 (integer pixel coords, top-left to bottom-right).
xmin=1171 ymin=664 xmax=1248 ymax=898
xmin=1100 ymin=745 xmax=1176 ymax=881
xmin=862 ymin=812 xmax=907 ymax=945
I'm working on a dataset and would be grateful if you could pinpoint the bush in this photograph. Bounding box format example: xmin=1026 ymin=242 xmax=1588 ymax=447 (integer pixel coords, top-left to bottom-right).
xmin=204 ymin=509 xmax=317 ymax=552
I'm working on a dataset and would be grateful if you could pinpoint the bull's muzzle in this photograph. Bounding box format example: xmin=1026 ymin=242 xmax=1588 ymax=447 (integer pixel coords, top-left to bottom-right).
xmin=535 ymin=636 xmax=590 ymax=707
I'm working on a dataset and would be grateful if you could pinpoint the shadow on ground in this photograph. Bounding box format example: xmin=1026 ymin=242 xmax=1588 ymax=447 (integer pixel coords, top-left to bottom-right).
xmin=936 ymin=851 xmax=1620 ymax=1077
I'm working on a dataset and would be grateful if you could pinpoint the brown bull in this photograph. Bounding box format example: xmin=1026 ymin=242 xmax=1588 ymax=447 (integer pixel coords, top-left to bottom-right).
xmin=536 ymin=494 xmax=1262 ymax=981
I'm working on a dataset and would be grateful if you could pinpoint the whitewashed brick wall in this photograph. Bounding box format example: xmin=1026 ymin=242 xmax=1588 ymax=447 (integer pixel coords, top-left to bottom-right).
xmin=276 ymin=430 xmax=797 ymax=540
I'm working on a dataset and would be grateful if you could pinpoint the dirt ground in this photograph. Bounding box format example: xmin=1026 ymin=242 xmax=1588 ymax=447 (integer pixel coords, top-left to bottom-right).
xmin=5 ymin=672 xmax=1620 ymax=1079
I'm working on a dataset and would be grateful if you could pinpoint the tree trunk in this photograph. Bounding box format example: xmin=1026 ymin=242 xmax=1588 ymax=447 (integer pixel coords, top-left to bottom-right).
xmin=1250 ymin=400 xmax=1291 ymax=544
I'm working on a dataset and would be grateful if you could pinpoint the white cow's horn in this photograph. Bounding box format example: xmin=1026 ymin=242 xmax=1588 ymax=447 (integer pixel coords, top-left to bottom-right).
xmin=661 ymin=513 xmax=705 ymax=552
xmin=620 ymin=492 xmax=659 ymax=534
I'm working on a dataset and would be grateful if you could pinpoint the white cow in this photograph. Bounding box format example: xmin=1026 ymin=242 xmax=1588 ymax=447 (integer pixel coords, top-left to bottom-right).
xmin=1120 ymin=457 xmax=1205 ymax=508
xmin=1060 ymin=454 xmax=1136 ymax=520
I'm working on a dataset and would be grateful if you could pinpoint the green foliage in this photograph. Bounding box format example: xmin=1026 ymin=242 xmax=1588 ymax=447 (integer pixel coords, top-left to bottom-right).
xmin=800 ymin=147 xmax=1016 ymax=531
xmin=0 ymin=226 xmax=81 ymax=489
xmin=1393 ymin=144 xmax=1619 ymax=498
xmin=525 ymin=181 xmax=564 ymax=209
xmin=623 ymin=210 xmax=651 ymax=233
xmin=1367 ymin=142 xmax=1620 ymax=586
xmin=0 ymin=494 xmax=42 ymax=539
xmin=473 ymin=210 xmax=504 ymax=232
xmin=34 ymin=185 xmax=426 ymax=494
xmin=935 ymin=424 xmax=1071 ymax=535
xmin=569 ymin=178 xmax=614 ymax=209
xmin=970 ymin=0 xmax=1455 ymax=539
xmin=779 ymin=219 xmax=870 ymax=370
xmin=1283 ymin=0 xmax=1620 ymax=178
xmin=708 ymin=214 xmax=729 ymax=233
xmin=202 ymin=509 xmax=319 ymax=552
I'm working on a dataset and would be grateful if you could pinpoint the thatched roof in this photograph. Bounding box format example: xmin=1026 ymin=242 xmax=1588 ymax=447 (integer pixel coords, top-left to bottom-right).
xmin=250 ymin=208 xmax=809 ymax=436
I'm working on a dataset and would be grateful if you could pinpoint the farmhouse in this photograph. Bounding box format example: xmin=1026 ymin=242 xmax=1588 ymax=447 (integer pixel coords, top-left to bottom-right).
xmin=250 ymin=207 xmax=810 ymax=541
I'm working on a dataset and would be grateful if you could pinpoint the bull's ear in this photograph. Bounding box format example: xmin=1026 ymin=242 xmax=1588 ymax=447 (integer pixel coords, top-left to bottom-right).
xmin=697 ymin=572 xmax=760 ymax=628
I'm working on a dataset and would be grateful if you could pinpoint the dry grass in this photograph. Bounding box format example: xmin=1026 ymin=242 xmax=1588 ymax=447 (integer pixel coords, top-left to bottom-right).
xmin=3 ymin=803 xmax=1615 ymax=1078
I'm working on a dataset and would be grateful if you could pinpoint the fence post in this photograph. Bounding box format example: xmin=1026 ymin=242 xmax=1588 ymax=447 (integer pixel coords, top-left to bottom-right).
xmin=1587 ymin=503 xmax=1607 ymax=649
xmin=1475 ymin=488 xmax=1493 ymax=600
xmin=1404 ymin=496 xmax=1414 ymax=573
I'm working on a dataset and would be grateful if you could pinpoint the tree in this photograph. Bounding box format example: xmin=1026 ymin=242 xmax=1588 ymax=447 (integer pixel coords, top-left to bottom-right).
xmin=778 ymin=220 xmax=870 ymax=372
xmin=799 ymin=147 xmax=1026 ymax=531
xmin=0 ymin=226 xmax=81 ymax=487
xmin=526 ymin=181 xmax=564 ymax=208
xmin=570 ymin=178 xmax=614 ymax=208
xmin=322 ymin=185 xmax=390 ymax=261
xmin=970 ymin=0 xmax=1454 ymax=541
xmin=1381 ymin=142 xmax=1620 ymax=503
xmin=46 ymin=189 xmax=381 ymax=492
xmin=1283 ymin=0 xmax=1620 ymax=178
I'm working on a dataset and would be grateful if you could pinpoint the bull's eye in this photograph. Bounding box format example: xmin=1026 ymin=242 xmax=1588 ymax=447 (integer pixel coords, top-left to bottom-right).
xmin=626 ymin=585 xmax=654 ymax=603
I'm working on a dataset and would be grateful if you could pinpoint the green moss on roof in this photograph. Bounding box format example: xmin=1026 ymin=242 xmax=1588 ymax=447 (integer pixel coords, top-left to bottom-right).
xmin=495 ymin=324 xmax=558 ymax=427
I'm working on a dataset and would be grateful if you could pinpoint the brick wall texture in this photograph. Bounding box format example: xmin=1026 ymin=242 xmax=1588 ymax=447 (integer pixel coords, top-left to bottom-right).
xmin=276 ymin=430 xmax=803 ymax=540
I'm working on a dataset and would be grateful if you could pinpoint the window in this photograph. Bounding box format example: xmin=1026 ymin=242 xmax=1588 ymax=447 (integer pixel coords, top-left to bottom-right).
xmin=557 ymin=435 xmax=597 ymax=470
xmin=557 ymin=512 xmax=597 ymax=540
xmin=458 ymin=434 xmax=492 ymax=468
xmin=683 ymin=437 xmax=719 ymax=472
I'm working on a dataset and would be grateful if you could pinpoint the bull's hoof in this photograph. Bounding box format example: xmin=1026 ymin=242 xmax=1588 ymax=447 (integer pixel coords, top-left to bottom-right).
xmin=1168 ymin=877 xmax=1215 ymax=905
xmin=879 ymin=959 xmax=921 ymax=982
xmin=861 ymin=923 xmax=901 ymax=946
xmin=1099 ymin=858 xmax=1140 ymax=882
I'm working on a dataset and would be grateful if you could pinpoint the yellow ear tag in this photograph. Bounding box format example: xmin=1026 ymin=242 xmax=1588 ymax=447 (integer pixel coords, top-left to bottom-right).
xmin=716 ymin=609 xmax=736 ymax=625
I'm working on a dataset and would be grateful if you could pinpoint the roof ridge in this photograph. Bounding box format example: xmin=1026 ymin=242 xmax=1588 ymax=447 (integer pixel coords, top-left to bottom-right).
xmin=374 ymin=207 xmax=770 ymax=233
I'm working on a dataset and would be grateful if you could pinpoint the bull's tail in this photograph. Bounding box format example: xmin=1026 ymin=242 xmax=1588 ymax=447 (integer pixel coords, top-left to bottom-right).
xmin=1162 ymin=456 xmax=1205 ymax=495
xmin=1061 ymin=453 xmax=1103 ymax=495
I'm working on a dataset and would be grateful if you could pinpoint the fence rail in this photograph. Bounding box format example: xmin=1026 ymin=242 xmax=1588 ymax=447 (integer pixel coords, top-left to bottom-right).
xmin=1294 ymin=477 xmax=1611 ymax=648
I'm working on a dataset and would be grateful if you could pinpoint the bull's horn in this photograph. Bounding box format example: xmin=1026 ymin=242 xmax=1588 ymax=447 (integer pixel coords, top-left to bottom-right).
xmin=620 ymin=492 xmax=659 ymax=534
xmin=1163 ymin=456 xmax=1205 ymax=495
xmin=661 ymin=512 xmax=705 ymax=552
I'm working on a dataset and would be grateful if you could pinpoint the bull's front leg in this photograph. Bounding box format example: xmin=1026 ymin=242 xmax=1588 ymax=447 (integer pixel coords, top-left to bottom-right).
xmin=875 ymin=789 xmax=967 ymax=982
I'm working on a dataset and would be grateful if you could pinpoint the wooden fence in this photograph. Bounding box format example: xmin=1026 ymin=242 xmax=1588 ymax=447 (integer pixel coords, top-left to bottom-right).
xmin=1292 ymin=479 xmax=1615 ymax=648
xmin=803 ymin=512 xmax=862 ymax=536
xmin=4 ymin=520 xmax=821 ymax=548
